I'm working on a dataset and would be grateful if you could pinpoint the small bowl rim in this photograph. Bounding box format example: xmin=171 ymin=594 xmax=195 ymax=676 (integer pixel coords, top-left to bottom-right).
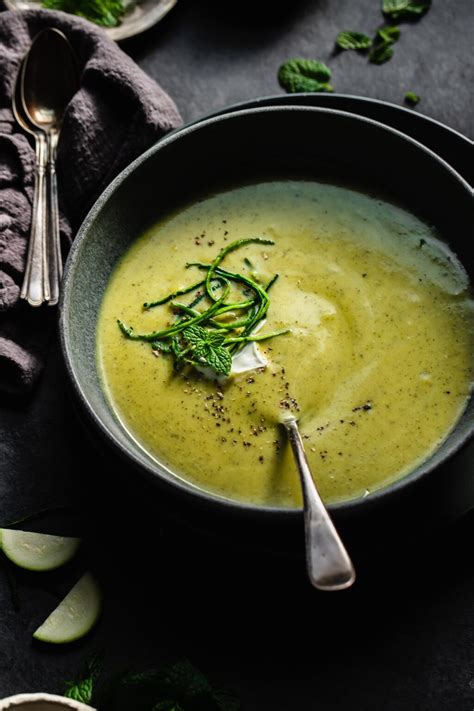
xmin=0 ymin=692 xmax=95 ymax=710
xmin=59 ymin=104 xmax=474 ymax=519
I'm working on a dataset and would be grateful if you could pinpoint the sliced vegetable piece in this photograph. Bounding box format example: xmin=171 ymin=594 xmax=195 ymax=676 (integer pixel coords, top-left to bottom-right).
xmin=0 ymin=528 xmax=81 ymax=571
xmin=33 ymin=572 xmax=102 ymax=643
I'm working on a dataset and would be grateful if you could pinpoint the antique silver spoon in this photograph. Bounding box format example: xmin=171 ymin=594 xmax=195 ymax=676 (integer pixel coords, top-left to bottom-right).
xmin=22 ymin=28 xmax=79 ymax=306
xmin=13 ymin=60 xmax=49 ymax=307
xmin=283 ymin=416 xmax=356 ymax=591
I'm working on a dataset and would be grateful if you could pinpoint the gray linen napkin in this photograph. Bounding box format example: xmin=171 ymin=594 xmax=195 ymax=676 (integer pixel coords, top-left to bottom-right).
xmin=0 ymin=8 xmax=182 ymax=396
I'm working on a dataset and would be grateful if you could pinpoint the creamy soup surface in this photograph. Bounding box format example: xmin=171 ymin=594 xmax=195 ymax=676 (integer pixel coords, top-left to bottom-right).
xmin=97 ymin=181 xmax=473 ymax=507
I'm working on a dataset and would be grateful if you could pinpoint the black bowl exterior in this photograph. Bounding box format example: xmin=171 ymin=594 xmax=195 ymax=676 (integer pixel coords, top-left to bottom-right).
xmin=59 ymin=106 xmax=474 ymax=519
xmin=195 ymin=93 xmax=474 ymax=187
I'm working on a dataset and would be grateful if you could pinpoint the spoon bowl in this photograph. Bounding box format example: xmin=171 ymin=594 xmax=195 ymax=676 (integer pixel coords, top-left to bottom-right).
xmin=22 ymin=28 xmax=79 ymax=132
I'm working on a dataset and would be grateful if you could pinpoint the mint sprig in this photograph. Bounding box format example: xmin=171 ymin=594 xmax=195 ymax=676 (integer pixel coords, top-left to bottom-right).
xmin=182 ymin=325 xmax=232 ymax=376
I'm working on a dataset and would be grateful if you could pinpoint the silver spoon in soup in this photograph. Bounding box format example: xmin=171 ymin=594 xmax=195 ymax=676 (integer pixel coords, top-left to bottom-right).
xmin=282 ymin=414 xmax=356 ymax=591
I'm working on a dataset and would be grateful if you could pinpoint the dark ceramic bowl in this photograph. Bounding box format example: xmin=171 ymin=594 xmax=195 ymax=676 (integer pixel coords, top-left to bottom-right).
xmin=59 ymin=106 xmax=473 ymax=523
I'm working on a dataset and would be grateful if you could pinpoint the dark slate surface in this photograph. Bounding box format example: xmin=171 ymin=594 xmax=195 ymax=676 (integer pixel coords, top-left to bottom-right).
xmin=1 ymin=0 xmax=473 ymax=708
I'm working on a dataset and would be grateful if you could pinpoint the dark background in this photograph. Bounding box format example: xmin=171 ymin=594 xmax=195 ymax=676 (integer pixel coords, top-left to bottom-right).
xmin=1 ymin=1 xmax=473 ymax=709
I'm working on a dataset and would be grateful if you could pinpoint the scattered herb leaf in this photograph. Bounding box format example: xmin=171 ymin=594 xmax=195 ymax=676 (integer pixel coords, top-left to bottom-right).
xmin=212 ymin=690 xmax=242 ymax=711
xmin=369 ymin=23 xmax=401 ymax=64
xmin=405 ymin=91 xmax=420 ymax=105
xmin=369 ymin=41 xmax=395 ymax=64
xmin=377 ymin=25 xmax=401 ymax=42
xmin=65 ymin=653 xmax=101 ymax=703
xmin=111 ymin=660 xmax=240 ymax=711
xmin=336 ymin=31 xmax=373 ymax=50
xmin=382 ymin=0 xmax=431 ymax=21
xmin=42 ymin=0 xmax=128 ymax=27
xmin=278 ymin=58 xmax=333 ymax=93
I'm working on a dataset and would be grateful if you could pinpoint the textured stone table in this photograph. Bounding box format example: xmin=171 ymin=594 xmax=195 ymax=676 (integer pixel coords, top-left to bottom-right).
xmin=0 ymin=1 xmax=473 ymax=709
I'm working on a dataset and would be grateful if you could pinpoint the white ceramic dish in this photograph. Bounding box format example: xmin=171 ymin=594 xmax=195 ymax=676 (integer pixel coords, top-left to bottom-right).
xmin=0 ymin=694 xmax=95 ymax=711
xmin=3 ymin=0 xmax=177 ymax=41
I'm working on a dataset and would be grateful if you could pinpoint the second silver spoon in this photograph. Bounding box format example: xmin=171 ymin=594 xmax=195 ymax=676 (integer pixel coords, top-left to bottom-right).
xmin=13 ymin=60 xmax=49 ymax=307
xmin=22 ymin=28 xmax=80 ymax=306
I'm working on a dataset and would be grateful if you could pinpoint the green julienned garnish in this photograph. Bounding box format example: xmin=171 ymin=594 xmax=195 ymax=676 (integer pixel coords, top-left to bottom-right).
xmin=117 ymin=238 xmax=290 ymax=377
xmin=42 ymin=0 xmax=129 ymax=27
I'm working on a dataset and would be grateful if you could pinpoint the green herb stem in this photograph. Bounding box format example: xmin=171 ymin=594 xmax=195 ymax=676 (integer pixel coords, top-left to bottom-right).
xmin=143 ymin=280 xmax=206 ymax=309
xmin=224 ymin=328 xmax=291 ymax=344
xmin=118 ymin=280 xmax=230 ymax=343
xmin=204 ymin=237 xmax=274 ymax=302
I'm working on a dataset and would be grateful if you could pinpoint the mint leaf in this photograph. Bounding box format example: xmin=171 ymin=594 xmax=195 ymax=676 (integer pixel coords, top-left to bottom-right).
xmin=405 ymin=91 xmax=420 ymax=105
xmin=64 ymin=653 xmax=101 ymax=704
xmin=181 ymin=325 xmax=209 ymax=345
xmin=161 ymin=661 xmax=211 ymax=698
xmin=181 ymin=326 xmax=231 ymax=375
xmin=213 ymin=689 xmax=241 ymax=711
xmin=336 ymin=31 xmax=373 ymax=50
xmin=183 ymin=325 xmax=225 ymax=349
xmin=64 ymin=678 xmax=95 ymax=704
xmin=368 ymin=23 xmax=400 ymax=64
xmin=194 ymin=342 xmax=232 ymax=375
xmin=152 ymin=702 xmax=184 ymax=711
xmin=382 ymin=0 xmax=431 ymax=21
xmin=369 ymin=41 xmax=394 ymax=64
xmin=114 ymin=661 xmax=223 ymax=711
xmin=377 ymin=25 xmax=401 ymax=42
xmin=278 ymin=58 xmax=333 ymax=93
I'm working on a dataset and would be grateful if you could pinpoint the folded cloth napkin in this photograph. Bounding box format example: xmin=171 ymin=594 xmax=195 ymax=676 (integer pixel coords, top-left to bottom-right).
xmin=0 ymin=8 xmax=182 ymax=396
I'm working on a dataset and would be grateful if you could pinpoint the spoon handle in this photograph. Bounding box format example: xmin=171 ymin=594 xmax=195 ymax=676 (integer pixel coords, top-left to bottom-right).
xmin=20 ymin=132 xmax=49 ymax=307
xmin=284 ymin=419 xmax=356 ymax=591
xmin=46 ymin=132 xmax=62 ymax=306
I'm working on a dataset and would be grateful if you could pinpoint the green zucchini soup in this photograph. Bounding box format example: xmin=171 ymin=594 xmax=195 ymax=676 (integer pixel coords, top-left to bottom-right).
xmin=96 ymin=181 xmax=473 ymax=507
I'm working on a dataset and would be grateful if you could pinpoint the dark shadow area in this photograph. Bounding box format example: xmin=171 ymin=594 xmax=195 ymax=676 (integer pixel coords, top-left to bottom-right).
xmin=122 ymin=0 xmax=323 ymax=58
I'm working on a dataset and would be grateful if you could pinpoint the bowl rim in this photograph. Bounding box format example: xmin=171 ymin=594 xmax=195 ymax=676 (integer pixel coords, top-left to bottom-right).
xmin=59 ymin=104 xmax=474 ymax=519
xmin=190 ymin=91 xmax=474 ymax=156
xmin=0 ymin=692 xmax=95 ymax=710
